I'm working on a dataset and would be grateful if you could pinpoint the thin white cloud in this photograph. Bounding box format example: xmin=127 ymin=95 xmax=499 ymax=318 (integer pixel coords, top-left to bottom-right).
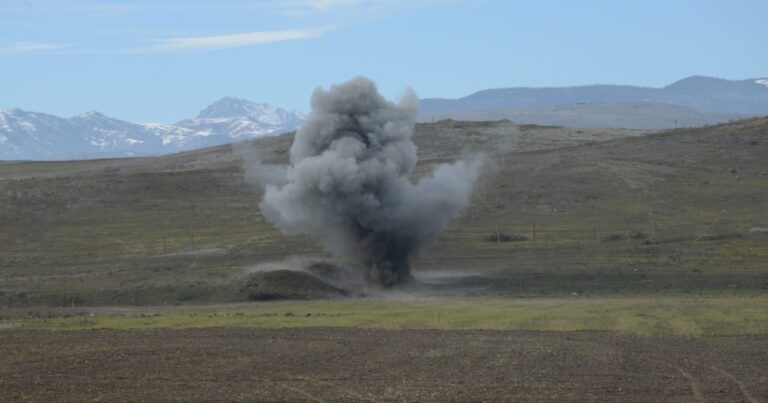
xmin=308 ymin=0 xmax=358 ymax=10
xmin=0 ymin=28 xmax=327 ymax=56
xmin=2 ymin=0 xmax=452 ymax=17
xmin=72 ymin=1 xmax=361 ymax=17
xmin=0 ymin=41 xmax=75 ymax=55
xmin=0 ymin=0 xmax=450 ymax=55
xmin=146 ymin=28 xmax=328 ymax=51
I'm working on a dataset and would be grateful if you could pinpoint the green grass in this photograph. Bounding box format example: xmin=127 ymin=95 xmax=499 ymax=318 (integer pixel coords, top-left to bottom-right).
xmin=8 ymin=296 xmax=768 ymax=337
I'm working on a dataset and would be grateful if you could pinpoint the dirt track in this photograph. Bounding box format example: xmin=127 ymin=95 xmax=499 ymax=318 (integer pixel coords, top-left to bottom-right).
xmin=1 ymin=328 xmax=766 ymax=402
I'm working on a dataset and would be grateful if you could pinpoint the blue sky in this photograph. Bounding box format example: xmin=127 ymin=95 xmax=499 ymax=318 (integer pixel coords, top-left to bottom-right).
xmin=1 ymin=0 xmax=766 ymax=123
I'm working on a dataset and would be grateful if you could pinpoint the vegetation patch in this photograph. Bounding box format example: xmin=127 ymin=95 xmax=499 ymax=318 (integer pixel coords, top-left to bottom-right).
xmin=9 ymin=296 xmax=768 ymax=337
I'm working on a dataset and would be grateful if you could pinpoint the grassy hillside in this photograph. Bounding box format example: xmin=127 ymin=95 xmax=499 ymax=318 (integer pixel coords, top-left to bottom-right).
xmin=0 ymin=118 xmax=766 ymax=306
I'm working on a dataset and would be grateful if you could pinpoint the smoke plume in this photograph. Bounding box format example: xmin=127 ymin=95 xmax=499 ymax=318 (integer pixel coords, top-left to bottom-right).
xmin=260 ymin=77 xmax=480 ymax=287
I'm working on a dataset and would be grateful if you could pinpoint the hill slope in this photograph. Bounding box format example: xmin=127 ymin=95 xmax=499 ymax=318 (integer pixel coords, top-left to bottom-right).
xmin=0 ymin=117 xmax=766 ymax=306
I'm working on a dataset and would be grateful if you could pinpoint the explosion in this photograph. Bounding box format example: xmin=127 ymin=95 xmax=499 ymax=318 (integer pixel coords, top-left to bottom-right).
xmin=260 ymin=77 xmax=480 ymax=287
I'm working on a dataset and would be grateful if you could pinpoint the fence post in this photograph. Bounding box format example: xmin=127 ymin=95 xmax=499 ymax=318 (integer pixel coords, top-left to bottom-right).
xmin=533 ymin=223 xmax=537 ymax=242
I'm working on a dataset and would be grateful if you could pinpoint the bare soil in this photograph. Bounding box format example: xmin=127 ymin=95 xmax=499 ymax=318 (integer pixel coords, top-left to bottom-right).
xmin=1 ymin=328 xmax=766 ymax=402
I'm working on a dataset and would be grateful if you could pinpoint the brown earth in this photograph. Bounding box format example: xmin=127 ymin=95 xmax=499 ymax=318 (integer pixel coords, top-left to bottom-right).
xmin=1 ymin=328 xmax=766 ymax=402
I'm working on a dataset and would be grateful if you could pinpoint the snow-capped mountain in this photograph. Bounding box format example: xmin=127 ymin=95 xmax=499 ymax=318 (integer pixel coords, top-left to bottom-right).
xmin=754 ymin=78 xmax=768 ymax=88
xmin=0 ymin=109 xmax=152 ymax=160
xmin=0 ymin=98 xmax=305 ymax=160
xmin=176 ymin=97 xmax=305 ymax=139
xmin=70 ymin=111 xmax=166 ymax=155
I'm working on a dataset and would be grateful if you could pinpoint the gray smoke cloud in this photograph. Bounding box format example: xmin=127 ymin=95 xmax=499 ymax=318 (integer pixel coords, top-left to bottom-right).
xmin=260 ymin=77 xmax=481 ymax=287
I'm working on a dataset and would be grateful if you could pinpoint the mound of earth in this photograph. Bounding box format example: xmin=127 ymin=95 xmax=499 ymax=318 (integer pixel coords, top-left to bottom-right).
xmin=237 ymin=270 xmax=344 ymax=301
xmin=304 ymin=261 xmax=363 ymax=283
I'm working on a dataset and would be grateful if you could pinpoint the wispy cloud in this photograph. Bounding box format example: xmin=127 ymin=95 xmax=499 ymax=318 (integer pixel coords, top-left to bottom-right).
xmin=0 ymin=41 xmax=75 ymax=55
xmin=1 ymin=0 xmax=448 ymax=55
xmin=2 ymin=0 xmax=450 ymax=17
xmin=271 ymin=0 xmax=357 ymax=17
xmin=0 ymin=28 xmax=327 ymax=56
xmin=61 ymin=1 xmax=362 ymax=17
xmin=146 ymin=28 xmax=327 ymax=51
xmin=307 ymin=0 xmax=358 ymax=10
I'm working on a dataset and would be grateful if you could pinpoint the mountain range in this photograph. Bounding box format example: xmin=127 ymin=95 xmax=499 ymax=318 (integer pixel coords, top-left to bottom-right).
xmin=0 ymin=97 xmax=305 ymax=160
xmin=422 ymin=76 xmax=768 ymax=115
xmin=420 ymin=76 xmax=768 ymax=128
xmin=2 ymin=76 xmax=767 ymax=160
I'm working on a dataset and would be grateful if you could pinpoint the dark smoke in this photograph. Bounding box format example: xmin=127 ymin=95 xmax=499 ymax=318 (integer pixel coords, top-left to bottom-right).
xmin=260 ymin=77 xmax=480 ymax=287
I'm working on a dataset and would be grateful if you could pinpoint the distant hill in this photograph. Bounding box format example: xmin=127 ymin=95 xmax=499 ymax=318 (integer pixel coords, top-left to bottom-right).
xmin=421 ymin=76 xmax=768 ymax=127
xmin=0 ymin=97 xmax=305 ymax=160
xmin=419 ymin=102 xmax=747 ymax=130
